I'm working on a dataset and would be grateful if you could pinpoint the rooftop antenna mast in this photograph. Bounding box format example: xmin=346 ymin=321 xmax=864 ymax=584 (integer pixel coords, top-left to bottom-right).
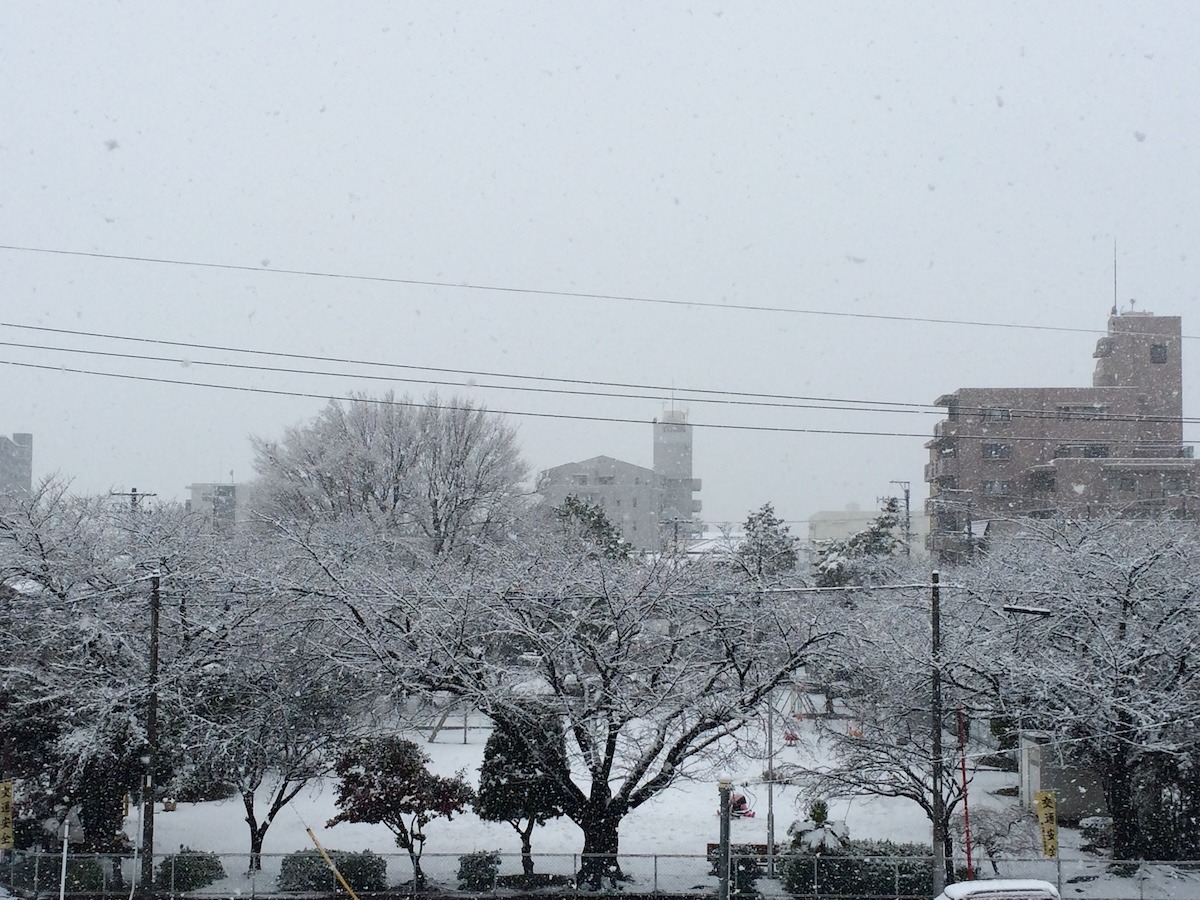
xmin=1110 ymin=238 xmax=1120 ymax=316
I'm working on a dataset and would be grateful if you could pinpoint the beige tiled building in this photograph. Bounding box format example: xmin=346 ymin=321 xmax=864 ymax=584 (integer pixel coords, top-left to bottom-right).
xmin=925 ymin=309 xmax=1196 ymax=560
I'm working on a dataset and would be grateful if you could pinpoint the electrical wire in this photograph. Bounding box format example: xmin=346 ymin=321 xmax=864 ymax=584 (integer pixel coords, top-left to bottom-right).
xmin=0 ymin=357 xmax=942 ymax=439
xmin=6 ymin=243 xmax=1191 ymax=339
xmin=4 ymin=323 xmax=1200 ymax=432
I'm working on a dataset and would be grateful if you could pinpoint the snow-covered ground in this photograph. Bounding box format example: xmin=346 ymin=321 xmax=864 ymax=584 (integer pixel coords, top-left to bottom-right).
xmin=119 ymin=720 xmax=1200 ymax=899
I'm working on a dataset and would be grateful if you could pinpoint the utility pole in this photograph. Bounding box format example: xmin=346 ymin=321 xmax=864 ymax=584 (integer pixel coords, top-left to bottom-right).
xmin=930 ymin=571 xmax=946 ymax=894
xmin=140 ymin=574 xmax=160 ymax=896
xmin=889 ymin=481 xmax=912 ymax=557
xmin=111 ymin=487 xmax=157 ymax=511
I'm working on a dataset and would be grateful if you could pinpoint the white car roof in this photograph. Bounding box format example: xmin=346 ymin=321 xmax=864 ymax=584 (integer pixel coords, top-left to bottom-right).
xmin=938 ymin=880 xmax=1060 ymax=900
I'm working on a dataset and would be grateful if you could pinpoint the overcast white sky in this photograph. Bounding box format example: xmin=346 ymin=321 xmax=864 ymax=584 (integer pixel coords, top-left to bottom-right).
xmin=3 ymin=2 xmax=1199 ymax=529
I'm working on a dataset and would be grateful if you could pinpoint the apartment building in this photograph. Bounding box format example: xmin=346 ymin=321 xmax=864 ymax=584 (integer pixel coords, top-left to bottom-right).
xmin=538 ymin=409 xmax=703 ymax=552
xmin=925 ymin=309 xmax=1196 ymax=559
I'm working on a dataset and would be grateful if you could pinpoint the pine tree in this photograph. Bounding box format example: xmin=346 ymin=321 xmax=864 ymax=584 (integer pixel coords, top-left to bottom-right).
xmin=736 ymin=503 xmax=798 ymax=579
xmin=556 ymin=495 xmax=632 ymax=559
xmin=813 ymin=497 xmax=903 ymax=587
xmin=475 ymin=705 xmax=568 ymax=876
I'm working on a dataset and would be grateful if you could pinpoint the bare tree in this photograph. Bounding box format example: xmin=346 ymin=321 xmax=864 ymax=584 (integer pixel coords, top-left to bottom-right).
xmin=780 ymin=566 xmax=985 ymax=886
xmin=963 ymin=516 xmax=1200 ymax=860
xmin=250 ymin=392 xmax=527 ymax=556
xmin=0 ymin=479 xmax=222 ymax=853
xmin=288 ymin=522 xmax=837 ymax=887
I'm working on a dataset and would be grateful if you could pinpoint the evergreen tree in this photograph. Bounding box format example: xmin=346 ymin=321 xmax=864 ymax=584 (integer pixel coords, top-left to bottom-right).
xmin=813 ymin=497 xmax=904 ymax=587
xmin=556 ymin=495 xmax=632 ymax=559
xmin=475 ymin=705 xmax=568 ymax=875
xmin=736 ymin=503 xmax=798 ymax=579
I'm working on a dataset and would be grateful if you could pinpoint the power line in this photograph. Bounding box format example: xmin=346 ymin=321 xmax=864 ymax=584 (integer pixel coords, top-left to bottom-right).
xmin=0 ymin=357 xmax=940 ymax=439
xmin=3 ymin=242 xmax=1196 ymax=340
xmin=4 ymin=353 xmax=1199 ymax=446
xmin=0 ymin=336 xmax=945 ymax=418
xmin=5 ymin=322 xmax=1200 ymax=430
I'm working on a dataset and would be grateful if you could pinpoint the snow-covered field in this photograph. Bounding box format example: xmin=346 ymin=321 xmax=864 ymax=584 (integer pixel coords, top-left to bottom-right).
xmin=149 ymin=720 xmax=941 ymax=860
xmin=122 ymin=721 xmax=1200 ymax=899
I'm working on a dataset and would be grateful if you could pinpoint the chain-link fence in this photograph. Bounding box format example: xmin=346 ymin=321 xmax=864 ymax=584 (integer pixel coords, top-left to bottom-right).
xmin=1 ymin=849 xmax=1195 ymax=899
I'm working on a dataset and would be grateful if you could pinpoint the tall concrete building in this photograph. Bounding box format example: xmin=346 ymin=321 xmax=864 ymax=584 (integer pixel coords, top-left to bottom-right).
xmin=925 ymin=309 xmax=1197 ymax=560
xmin=654 ymin=409 xmax=703 ymax=538
xmin=0 ymin=433 xmax=32 ymax=497
xmin=186 ymin=481 xmax=251 ymax=530
xmin=538 ymin=410 xmax=702 ymax=551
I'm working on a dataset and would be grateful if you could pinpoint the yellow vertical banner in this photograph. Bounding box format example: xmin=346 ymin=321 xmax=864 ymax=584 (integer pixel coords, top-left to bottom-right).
xmin=1034 ymin=790 xmax=1058 ymax=858
xmin=0 ymin=781 xmax=13 ymax=849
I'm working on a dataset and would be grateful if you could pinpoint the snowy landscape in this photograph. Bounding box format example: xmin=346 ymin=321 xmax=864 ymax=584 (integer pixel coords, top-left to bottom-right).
xmin=95 ymin=718 xmax=1200 ymax=900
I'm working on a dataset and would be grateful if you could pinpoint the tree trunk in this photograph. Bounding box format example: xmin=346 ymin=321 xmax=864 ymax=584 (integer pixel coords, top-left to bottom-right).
xmin=249 ymin=828 xmax=266 ymax=873
xmin=243 ymin=791 xmax=265 ymax=871
xmin=520 ymin=821 xmax=535 ymax=876
xmin=577 ymin=816 xmax=622 ymax=890
xmin=1104 ymin=755 xmax=1141 ymax=859
xmin=407 ymin=849 xmax=426 ymax=888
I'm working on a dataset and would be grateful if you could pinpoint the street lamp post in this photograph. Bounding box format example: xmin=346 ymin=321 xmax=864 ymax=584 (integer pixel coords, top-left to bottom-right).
xmin=717 ymin=776 xmax=732 ymax=900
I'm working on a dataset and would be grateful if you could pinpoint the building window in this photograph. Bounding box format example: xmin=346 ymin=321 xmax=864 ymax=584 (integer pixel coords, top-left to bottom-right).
xmin=571 ymin=474 xmax=589 ymax=486
xmin=1163 ymin=474 xmax=1189 ymax=493
xmin=980 ymin=407 xmax=1012 ymax=422
xmin=597 ymin=475 xmax=615 ymax=485
xmin=1151 ymin=343 xmax=1168 ymax=364
xmin=982 ymin=443 xmax=1011 ymax=460
xmin=982 ymin=481 xmax=1012 ymax=496
xmin=1031 ymin=472 xmax=1056 ymax=493
xmin=1082 ymin=444 xmax=1110 ymax=458
xmin=632 ymin=497 xmax=637 ymax=508
xmin=1105 ymin=472 xmax=1137 ymax=492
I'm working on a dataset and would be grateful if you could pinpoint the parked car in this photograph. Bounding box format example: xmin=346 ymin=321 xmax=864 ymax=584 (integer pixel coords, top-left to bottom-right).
xmin=936 ymin=880 xmax=1060 ymax=900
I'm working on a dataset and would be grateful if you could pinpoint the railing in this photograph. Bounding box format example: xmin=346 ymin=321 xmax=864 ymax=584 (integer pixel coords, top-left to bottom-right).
xmin=3 ymin=849 xmax=1198 ymax=899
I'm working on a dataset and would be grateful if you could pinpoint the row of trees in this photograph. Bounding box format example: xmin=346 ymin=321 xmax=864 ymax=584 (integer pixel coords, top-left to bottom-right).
xmin=3 ymin=391 xmax=1199 ymax=884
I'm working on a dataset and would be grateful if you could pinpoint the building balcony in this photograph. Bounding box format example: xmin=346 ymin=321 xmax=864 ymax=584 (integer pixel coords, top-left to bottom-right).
xmin=925 ymin=421 xmax=960 ymax=449
xmin=924 ymin=457 xmax=959 ymax=482
xmin=925 ymin=530 xmax=971 ymax=553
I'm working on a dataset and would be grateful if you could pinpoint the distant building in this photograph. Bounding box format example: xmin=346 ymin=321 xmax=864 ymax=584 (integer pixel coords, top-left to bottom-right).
xmin=186 ymin=482 xmax=251 ymax=530
xmin=538 ymin=410 xmax=702 ymax=552
xmin=925 ymin=308 xmax=1199 ymax=561
xmin=0 ymin=433 xmax=33 ymax=497
xmin=807 ymin=503 xmax=929 ymax=564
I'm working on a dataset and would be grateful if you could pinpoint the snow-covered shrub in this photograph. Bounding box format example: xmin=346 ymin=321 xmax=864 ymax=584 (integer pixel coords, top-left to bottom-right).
xmin=9 ymin=854 xmax=105 ymax=893
xmin=158 ymin=847 xmax=225 ymax=891
xmin=1080 ymin=816 xmax=1114 ymax=851
xmin=457 ymin=850 xmax=501 ymax=891
xmin=277 ymin=849 xmax=387 ymax=893
xmin=779 ymin=839 xmax=932 ymax=898
xmin=787 ymin=799 xmax=849 ymax=853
